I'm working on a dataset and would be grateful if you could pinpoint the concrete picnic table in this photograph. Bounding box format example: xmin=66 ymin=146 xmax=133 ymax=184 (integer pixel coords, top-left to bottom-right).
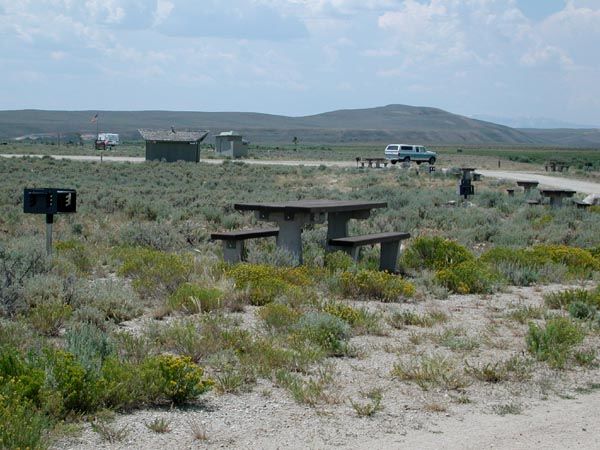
xmin=539 ymin=189 xmax=576 ymax=208
xmin=516 ymin=180 xmax=539 ymax=193
xmin=234 ymin=199 xmax=387 ymax=264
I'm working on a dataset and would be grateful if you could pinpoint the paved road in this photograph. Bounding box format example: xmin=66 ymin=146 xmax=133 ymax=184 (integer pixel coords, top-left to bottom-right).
xmin=3 ymin=153 xmax=599 ymax=195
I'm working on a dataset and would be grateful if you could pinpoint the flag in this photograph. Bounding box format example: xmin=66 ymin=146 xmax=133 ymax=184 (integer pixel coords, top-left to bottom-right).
xmin=90 ymin=113 xmax=98 ymax=123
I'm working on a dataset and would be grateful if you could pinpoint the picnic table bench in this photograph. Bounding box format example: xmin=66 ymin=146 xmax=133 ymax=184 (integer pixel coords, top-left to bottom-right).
xmin=211 ymin=228 xmax=279 ymax=264
xmin=574 ymin=200 xmax=592 ymax=209
xmin=329 ymin=232 xmax=411 ymax=272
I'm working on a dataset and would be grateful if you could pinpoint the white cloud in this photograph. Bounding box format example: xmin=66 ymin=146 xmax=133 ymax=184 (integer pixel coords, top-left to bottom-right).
xmin=153 ymin=0 xmax=174 ymax=26
xmin=520 ymin=45 xmax=573 ymax=68
xmin=84 ymin=0 xmax=125 ymax=24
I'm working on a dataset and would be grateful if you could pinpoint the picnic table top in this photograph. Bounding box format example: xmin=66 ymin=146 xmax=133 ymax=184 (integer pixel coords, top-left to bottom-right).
xmin=516 ymin=180 xmax=539 ymax=186
xmin=234 ymin=199 xmax=388 ymax=214
xmin=539 ymin=189 xmax=576 ymax=196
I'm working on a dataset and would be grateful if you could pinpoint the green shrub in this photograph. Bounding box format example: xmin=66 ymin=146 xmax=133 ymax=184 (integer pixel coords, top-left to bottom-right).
xmin=0 ymin=347 xmax=45 ymax=405
xmin=491 ymin=262 xmax=540 ymax=286
xmin=481 ymin=245 xmax=600 ymax=283
xmin=238 ymin=337 xmax=319 ymax=377
xmin=293 ymin=312 xmax=351 ymax=356
xmin=28 ymin=300 xmax=72 ymax=337
xmin=98 ymin=358 xmax=151 ymax=409
xmin=225 ymin=264 xmax=313 ymax=306
xmin=74 ymin=279 xmax=142 ymax=323
xmin=322 ymin=302 xmax=382 ymax=335
xmin=324 ymin=251 xmax=355 ymax=273
xmin=258 ymin=303 xmax=301 ymax=332
xmin=145 ymin=354 xmax=213 ymax=405
xmin=274 ymin=367 xmax=334 ymax=406
xmin=526 ymin=317 xmax=585 ymax=368
xmin=339 ymin=270 xmax=415 ymax=301
xmin=44 ymin=349 xmax=100 ymax=414
xmin=322 ymin=302 xmax=362 ymax=326
xmin=0 ymin=239 xmax=49 ymax=316
xmin=65 ymin=323 xmax=115 ymax=374
xmin=402 ymin=236 xmax=474 ymax=270
xmin=55 ymin=240 xmax=92 ymax=274
xmin=391 ymin=354 xmax=468 ymax=391
xmin=168 ymin=283 xmax=224 ymax=314
xmin=544 ymin=288 xmax=600 ymax=310
xmin=568 ymin=302 xmax=597 ymax=321
xmin=116 ymin=247 xmax=194 ymax=298
xmin=531 ymin=245 xmax=600 ymax=273
xmin=119 ymin=222 xmax=182 ymax=251
xmin=436 ymin=260 xmax=497 ymax=294
xmin=388 ymin=310 xmax=447 ymax=328
xmin=0 ymin=393 xmax=49 ymax=450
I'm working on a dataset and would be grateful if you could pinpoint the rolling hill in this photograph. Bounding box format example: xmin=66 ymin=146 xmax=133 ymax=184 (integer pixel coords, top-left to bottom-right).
xmin=0 ymin=104 xmax=597 ymax=146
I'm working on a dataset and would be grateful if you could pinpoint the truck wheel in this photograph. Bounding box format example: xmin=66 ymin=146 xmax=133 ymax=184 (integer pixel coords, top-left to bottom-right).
xmin=429 ymin=157 xmax=436 ymax=165
xmin=391 ymin=160 xmax=397 ymax=165
xmin=403 ymin=156 xmax=410 ymax=163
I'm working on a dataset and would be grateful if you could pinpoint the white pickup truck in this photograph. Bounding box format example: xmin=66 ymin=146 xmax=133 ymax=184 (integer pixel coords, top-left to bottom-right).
xmin=384 ymin=144 xmax=437 ymax=165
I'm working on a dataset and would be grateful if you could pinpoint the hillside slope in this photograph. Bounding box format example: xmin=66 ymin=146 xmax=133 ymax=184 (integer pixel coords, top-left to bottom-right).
xmin=0 ymin=105 xmax=595 ymax=146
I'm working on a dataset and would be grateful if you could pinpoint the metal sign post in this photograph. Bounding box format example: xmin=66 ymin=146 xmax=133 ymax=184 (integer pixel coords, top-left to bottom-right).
xmin=46 ymin=213 xmax=54 ymax=257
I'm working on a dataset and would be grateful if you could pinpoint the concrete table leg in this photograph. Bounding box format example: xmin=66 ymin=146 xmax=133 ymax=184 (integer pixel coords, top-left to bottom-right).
xmin=222 ymin=240 xmax=243 ymax=264
xmin=254 ymin=211 xmax=322 ymax=266
xmin=276 ymin=219 xmax=306 ymax=264
xmin=549 ymin=195 xmax=563 ymax=208
xmin=380 ymin=241 xmax=400 ymax=272
xmin=326 ymin=210 xmax=370 ymax=252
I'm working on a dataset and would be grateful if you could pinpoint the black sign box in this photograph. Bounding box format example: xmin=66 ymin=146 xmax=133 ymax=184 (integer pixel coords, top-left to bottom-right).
xmin=24 ymin=188 xmax=77 ymax=214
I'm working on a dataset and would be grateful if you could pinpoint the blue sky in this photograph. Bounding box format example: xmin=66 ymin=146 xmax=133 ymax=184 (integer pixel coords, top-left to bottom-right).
xmin=1 ymin=0 xmax=599 ymax=126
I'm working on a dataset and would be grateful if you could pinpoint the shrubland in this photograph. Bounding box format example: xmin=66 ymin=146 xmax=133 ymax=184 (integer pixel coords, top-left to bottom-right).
xmin=0 ymin=155 xmax=598 ymax=447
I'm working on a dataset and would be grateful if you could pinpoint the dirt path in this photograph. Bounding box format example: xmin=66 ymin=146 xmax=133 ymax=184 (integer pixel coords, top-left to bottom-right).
xmin=3 ymin=154 xmax=600 ymax=194
xmin=383 ymin=390 xmax=600 ymax=450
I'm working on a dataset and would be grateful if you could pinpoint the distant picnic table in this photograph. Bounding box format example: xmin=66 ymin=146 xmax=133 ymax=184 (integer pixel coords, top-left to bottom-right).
xmin=355 ymin=157 xmax=389 ymax=168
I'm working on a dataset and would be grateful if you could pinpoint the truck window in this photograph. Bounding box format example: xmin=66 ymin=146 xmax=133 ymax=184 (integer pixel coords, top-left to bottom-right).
xmin=400 ymin=145 xmax=412 ymax=151
xmin=387 ymin=145 xmax=399 ymax=150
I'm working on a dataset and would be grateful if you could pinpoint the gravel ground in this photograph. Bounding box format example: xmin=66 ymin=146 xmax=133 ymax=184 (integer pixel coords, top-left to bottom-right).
xmin=52 ymin=284 xmax=600 ymax=450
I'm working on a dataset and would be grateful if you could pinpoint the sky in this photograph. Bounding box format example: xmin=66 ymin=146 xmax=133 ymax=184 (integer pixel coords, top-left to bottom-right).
xmin=1 ymin=0 xmax=599 ymax=126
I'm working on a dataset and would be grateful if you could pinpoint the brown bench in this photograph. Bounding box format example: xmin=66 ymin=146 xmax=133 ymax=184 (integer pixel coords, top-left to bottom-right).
xmin=329 ymin=232 xmax=410 ymax=272
xmin=211 ymin=228 xmax=279 ymax=264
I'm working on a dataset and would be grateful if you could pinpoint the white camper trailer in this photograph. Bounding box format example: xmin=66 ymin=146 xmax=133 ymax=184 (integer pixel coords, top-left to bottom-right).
xmin=95 ymin=133 xmax=120 ymax=149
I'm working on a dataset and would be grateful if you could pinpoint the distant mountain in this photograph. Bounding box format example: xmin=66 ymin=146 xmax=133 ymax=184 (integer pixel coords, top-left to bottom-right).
xmin=0 ymin=105 xmax=597 ymax=146
xmin=472 ymin=114 xmax=597 ymax=129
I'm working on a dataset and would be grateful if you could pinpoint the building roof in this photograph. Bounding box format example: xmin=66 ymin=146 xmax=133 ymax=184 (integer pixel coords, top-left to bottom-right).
xmin=138 ymin=128 xmax=209 ymax=142
xmin=217 ymin=131 xmax=242 ymax=137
